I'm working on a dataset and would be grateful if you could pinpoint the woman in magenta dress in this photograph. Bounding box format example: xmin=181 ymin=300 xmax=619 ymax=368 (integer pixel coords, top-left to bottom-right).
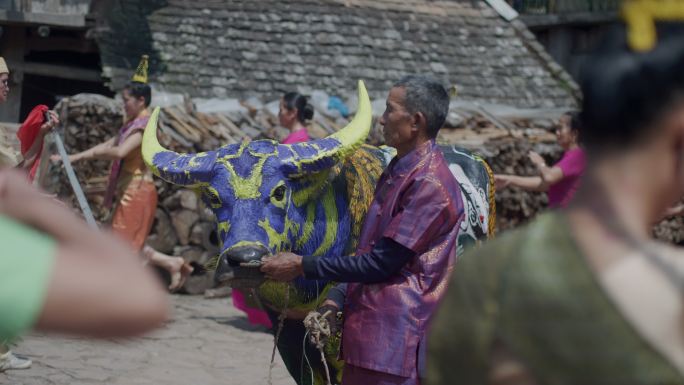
xmin=279 ymin=92 xmax=313 ymax=144
xmin=495 ymin=111 xmax=586 ymax=208
xmin=232 ymin=92 xmax=314 ymax=328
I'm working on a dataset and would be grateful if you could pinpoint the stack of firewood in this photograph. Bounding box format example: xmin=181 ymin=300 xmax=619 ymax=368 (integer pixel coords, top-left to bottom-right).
xmin=146 ymin=187 xmax=219 ymax=294
xmin=482 ymin=137 xmax=562 ymax=231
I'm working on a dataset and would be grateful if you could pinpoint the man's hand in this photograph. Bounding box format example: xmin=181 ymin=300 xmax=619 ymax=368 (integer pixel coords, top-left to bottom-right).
xmin=260 ymin=252 xmax=304 ymax=281
xmin=528 ymin=151 xmax=546 ymax=169
xmin=304 ymin=300 xmax=342 ymax=348
xmin=318 ymin=300 xmax=341 ymax=337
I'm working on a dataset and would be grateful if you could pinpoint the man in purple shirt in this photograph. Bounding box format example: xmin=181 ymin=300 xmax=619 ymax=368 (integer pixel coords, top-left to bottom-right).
xmin=261 ymin=75 xmax=464 ymax=385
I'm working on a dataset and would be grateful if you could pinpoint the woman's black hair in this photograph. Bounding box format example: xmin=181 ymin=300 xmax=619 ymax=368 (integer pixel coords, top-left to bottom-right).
xmin=283 ymin=92 xmax=314 ymax=124
xmin=124 ymin=81 xmax=152 ymax=107
xmin=563 ymin=111 xmax=581 ymax=133
xmin=579 ymin=22 xmax=684 ymax=153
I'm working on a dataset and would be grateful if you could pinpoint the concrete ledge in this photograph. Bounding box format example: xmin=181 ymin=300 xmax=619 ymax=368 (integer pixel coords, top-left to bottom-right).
xmin=0 ymin=10 xmax=86 ymax=27
xmin=522 ymin=11 xmax=618 ymax=28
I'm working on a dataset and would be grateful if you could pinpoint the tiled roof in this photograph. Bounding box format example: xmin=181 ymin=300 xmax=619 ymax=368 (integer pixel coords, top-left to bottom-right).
xmin=97 ymin=0 xmax=578 ymax=108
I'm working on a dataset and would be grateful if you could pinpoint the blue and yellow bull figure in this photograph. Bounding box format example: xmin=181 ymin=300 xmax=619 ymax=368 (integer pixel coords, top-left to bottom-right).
xmin=143 ymin=81 xmax=495 ymax=385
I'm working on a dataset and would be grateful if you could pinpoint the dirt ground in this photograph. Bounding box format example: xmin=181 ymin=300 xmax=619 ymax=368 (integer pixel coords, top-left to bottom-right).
xmin=1 ymin=295 xmax=296 ymax=385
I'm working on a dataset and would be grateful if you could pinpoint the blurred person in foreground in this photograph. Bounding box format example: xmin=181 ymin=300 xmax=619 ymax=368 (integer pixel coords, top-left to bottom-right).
xmin=0 ymin=56 xmax=59 ymax=372
xmin=494 ymin=111 xmax=586 ymax=208
xmin=0 ymin=168 xmax=168 ymax=345
xmin=428 ymin=9 xmax=684 ymax=385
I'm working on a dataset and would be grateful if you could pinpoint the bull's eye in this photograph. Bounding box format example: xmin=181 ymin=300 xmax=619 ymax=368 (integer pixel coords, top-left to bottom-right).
xmin=272 ymin=185 xmax=286 ymax=202
xmin=202 ymin=186 xmax=222 ymax=209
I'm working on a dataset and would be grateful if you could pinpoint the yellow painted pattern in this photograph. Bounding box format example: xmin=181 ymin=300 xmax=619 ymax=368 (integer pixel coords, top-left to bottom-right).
xmin=343 ymin=145 xmax=386 ymax=244
xmin=312 ymin=187 xmax=338 ymax=257
xmin=213 ymin=141 xmax=282 ymax=200
xmin=295 ymin=203 xmax=316 ymax=249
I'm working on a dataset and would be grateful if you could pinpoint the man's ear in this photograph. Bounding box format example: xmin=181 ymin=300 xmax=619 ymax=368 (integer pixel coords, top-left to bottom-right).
xmin=413 ymin=111 xmax=428 ymax=134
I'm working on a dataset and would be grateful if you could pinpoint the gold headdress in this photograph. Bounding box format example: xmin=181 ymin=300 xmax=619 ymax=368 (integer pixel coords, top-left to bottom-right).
xmin=0 ymin=57 xmax=9 ymax=74
xmin=132 ymin=55 xmax=149 ymax=84
xmin=623 ymin=0 xmax=684 ymax=52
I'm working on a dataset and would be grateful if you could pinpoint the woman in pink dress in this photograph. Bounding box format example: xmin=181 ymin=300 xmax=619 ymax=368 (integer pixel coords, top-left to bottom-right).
xmin=495 ymin=111 xmax=586 ymax=208
xmin=232 ymin=92 xmax=314 ymax=328
xmin=279 ymin=92 xmax=313 ymax=144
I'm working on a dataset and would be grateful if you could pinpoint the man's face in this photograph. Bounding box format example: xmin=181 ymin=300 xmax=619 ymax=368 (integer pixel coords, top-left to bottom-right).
xmin=0 ymin=73 xmax=9 ymax=103
xmin=380 ymin=87 xmax=415 ymax=150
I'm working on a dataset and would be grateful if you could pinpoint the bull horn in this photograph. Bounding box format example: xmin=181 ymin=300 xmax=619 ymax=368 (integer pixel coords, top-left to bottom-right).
xmin=142 ymin=107 xmax=216 ymax=186
xmin=281 ymin=80 xmax=372 ymax=177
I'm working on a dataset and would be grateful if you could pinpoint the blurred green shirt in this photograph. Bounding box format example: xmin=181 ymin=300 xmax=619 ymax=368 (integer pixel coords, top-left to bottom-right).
xmin=428 ymin=212 xmax=684 ymax=385
xmin=0 ymin=214 xmax=54 ymax=343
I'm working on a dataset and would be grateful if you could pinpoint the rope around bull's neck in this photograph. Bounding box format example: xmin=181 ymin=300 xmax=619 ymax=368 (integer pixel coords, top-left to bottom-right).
xmin=303 ymin=310 xmax=333 ymax=385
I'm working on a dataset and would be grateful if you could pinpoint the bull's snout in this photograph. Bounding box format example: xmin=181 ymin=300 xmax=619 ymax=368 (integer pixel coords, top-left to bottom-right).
xmin=224 ymin=244 xmax=271 ymax=266
xmin=214 ymin=244 xmax=271 ymax=285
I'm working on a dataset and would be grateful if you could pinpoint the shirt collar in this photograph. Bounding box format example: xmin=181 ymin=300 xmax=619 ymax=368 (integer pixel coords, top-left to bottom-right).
xmin=387 ymin=139 xmax=436 ymax=177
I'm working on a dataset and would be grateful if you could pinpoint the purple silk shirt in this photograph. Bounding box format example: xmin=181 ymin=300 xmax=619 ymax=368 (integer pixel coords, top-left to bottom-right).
xmin=342 ymin=140 xmax=464 ymax=378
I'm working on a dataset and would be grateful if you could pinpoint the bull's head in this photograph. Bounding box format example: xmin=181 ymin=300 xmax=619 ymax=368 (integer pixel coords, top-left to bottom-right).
xmin=142 ymin=81 xmax=372 ymax=287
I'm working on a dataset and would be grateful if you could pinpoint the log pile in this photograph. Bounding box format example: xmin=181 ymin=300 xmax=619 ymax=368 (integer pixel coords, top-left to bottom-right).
xmin=438 ymin=123 xmax=563 ymax=231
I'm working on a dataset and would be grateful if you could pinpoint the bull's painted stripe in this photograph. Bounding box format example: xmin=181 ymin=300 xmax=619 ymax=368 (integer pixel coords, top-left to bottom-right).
xmin=313 ymin=187 xmax=338 ymax=256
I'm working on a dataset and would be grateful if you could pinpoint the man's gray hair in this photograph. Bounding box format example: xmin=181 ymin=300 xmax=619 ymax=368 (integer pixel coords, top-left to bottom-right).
xmin=393 ymin=75 xmax=450 ymax=138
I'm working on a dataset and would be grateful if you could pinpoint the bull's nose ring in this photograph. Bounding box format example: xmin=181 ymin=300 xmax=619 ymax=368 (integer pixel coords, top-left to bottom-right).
xmin=239 ymin=260 xmax=264 ymax=268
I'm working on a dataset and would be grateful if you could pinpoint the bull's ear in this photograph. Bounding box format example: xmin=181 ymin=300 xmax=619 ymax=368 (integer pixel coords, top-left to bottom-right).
xmin=279 ymin=80 xmax=372 ymax=178
xmin=142 ymin=107 xmax=217 ymax=186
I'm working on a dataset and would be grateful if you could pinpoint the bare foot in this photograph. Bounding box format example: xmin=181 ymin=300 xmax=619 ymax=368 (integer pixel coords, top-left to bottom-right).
xmin=143 ymin=246 xmax=193 ymax=291
xmin=171 ymin=261 xmax=194 ymax=291
xmin=167 ymin=257 xmax=194 ymax=291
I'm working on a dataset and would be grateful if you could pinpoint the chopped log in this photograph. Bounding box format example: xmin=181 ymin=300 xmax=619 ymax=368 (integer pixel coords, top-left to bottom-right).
xmin=215 ymin=113 xmax=246 ymax=140
xmin=199 ymin=205 xmax=216 ymax=222
xmin=189 ymin=221 xmax=219 ymax=254
xmin=162 ymin=191 xmax=182 ymax=210
xmin=178 ymin=190 xmax=199 ymax=211
xmin=163 ymin=114 xmax=202 ymax=143
xmin=171 ymin=209 xmax=200 ymax=246
xmin=145 ymin=209 xmax=178 ymax=254
xmin=175 ymin=246 xmax=215 ymax=295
